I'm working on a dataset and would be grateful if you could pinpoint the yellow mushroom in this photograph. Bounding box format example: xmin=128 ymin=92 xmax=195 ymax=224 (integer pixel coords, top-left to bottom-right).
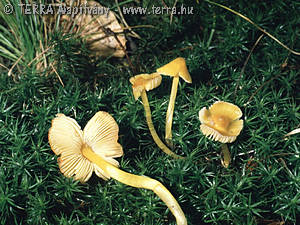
xmin=198 ymin=101 xmax=243 ymax=167
xmin=129 ymin=73 xmax=184 ymax=159
xmin=48 ymin=111 xmax=187 ymax=225
xmin=156 ymin=57 xmax=192 ymax=147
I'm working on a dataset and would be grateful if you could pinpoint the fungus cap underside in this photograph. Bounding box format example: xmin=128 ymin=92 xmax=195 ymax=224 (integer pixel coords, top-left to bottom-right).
xmin=129 ymin=73 xmax=162 ymax=100
xmin=48 ymin=111 xmax=123 ymax=182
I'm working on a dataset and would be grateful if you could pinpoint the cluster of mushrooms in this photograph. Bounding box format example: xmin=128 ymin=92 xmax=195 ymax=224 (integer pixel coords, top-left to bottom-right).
xmin=48 ymin=57 xmax=244 ymax=225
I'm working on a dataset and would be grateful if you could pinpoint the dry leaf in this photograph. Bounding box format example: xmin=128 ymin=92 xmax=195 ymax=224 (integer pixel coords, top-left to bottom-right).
xmin=46 ymin=0 xmax=126 ymax=58
xmin=284 ymin=128 xmax=300 ymax=137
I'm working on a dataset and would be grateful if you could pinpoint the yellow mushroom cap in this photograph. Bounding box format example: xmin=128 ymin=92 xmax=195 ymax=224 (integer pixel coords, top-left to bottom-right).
xmin=48 ymin=111 xmax=123 ymax=182
xmin=156 ymin=57 xmax=192 ymax=83
xmin=198 ymin=101 xmax=243 ymax=143
xmin=129 ymin=73 xmax=162 ymax=100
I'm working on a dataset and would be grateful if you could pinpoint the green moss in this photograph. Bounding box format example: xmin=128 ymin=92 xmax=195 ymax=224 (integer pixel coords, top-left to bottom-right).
xmin=0 ymin=0 xmax=299 ymax=224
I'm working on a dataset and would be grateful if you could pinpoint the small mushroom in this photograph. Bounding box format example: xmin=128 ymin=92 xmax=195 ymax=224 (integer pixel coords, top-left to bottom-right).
xmin=130 ymin=73 xmax=184 ymax=159
xmin=156 ymin=57 xmax=192 ymax=147
xmin=198 ymin=101 xmax=243 ymax=167
xmin=48 ymin=111 xmax=187 ymax=225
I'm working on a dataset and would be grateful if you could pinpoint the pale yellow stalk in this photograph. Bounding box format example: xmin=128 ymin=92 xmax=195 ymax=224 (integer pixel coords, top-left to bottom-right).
xmin=165 ymin=76 xmax=179 ymax=147
xmin=141 ymin=89 xmax=184 ymax=159
xmin=81 ymin=144 xmax=187 ymax=225
xmin=221 ymin=143 xmax=231 ymax=168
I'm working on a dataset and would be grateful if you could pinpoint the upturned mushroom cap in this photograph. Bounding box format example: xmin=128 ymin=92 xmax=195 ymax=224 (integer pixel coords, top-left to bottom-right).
xmin=48 ymin=111 xmax=123 ymax=182
xmin=156 ymin=57 xmax=192 ymax=83
xmin=199 ymin=101 xmax=243 ymax=143
xmin=129 ymin=73 xmax=162 ymax=100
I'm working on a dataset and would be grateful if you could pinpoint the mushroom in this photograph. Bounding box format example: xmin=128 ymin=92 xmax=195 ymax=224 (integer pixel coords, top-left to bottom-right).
xmin=156 ymin=57 xmax=192 ymax=147
xmin=48 ymin=111 xmax=187 ymax=225
xmin=129 ymin=73 xmax=184 ymax=159
xmin=198 ymin=101 xmax=243 ymax=167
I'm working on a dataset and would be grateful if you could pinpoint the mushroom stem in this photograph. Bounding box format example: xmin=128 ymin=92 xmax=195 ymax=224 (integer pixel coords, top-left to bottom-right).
xmin=165 ymin=76 xmax=180 ymax=147
xmin=81 ymin=145 xmax=187 ymax=225
xmin=221 ymin=143 xmax=231 ymax=168
xmin=140 ymin=89 xmax=184 ymax=159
